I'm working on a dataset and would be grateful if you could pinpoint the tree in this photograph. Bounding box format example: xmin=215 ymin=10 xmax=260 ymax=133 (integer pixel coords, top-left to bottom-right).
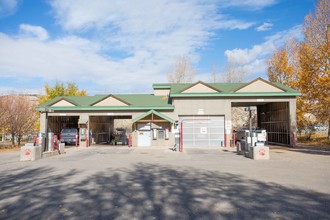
xmin=267 ymin=38 xmax=300 ymax=88
xmin=300 ymin=0 xmax=330 ymax=139
xmin=0 ymin=95 xmax=7 ymax=125
xmin=266 ymin=0 xmax=330 ymax=139
xmin=0 ymin=95 xmax=38 ymax=146
xmin=218 ymin=61 xmax=251 ymax=129
xmin=210 ymin=64 xmax=220 ymax=83
xmin=0 ymin=95 xmax=8 ymax=141
xmin=167 ymin=56 xmax=196 ymax=83
xmin=221 ymin=60 xmax=245 ymax=83
xmin=39 ymin=82 xmax=87 ymax=104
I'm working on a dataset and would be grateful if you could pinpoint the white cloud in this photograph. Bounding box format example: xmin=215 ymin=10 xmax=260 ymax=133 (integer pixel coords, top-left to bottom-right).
xmin=224 ymin=25 xmax=302 ymax=78
xmin=0 ymin=32 xmax=170 ymax=93
xmin=19 ymin=24 xmax=49 ymax=41
xmin=0 ymin=0 xmax=18 ymax=17
xmin=55 ymin=36 xmax=101 ymax=52
xmin=219 ymin=0 xmax=277 ymax=10
xmin=0 ymin=85 xmax=42 ymax=95
xmin=217 ymin=18 xmax=255 ymax=30
xmin=256 ymin=22 xmax=273 ymax=31
xmin=0 ymin=1 xmax=259 ymax=93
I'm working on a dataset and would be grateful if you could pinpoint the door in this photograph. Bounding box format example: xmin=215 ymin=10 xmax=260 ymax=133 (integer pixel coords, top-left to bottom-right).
xmin=179 ymin=116 xmax=225 ymax=147
xmin=137 ymin=131 xmax=151 ymax=147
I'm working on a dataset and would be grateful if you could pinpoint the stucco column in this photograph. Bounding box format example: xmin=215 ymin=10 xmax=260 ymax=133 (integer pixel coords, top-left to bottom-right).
xmin=78 ymin=113 xmax=89 ymax=147
xmin=224 ymin=100 xmax=232 ymax=147
xmin=289 ymin=99 xmax=297 ymax=147
xmin=40 ymin=113 xmax=46 ymax=133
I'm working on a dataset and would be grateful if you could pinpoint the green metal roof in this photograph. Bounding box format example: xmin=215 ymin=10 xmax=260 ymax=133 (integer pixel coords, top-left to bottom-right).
xmin=36 ymin=78 xmax=300 ymax=112
xmin=132 ymin=110 xmax=174 ymax=123
xmin=153 ymin=78 xmax=301 ymax=97
xmin=36 ymin=94 xmax=173 ymax=111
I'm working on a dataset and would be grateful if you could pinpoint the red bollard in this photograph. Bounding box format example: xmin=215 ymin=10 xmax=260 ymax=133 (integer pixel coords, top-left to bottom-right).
xmin=128 ymin=134 xmax=132 ymax=148
xmin=53 ymin=135 xmax=59 ymax=150
xmin=33 ymin=135 xmax=37 ymax=145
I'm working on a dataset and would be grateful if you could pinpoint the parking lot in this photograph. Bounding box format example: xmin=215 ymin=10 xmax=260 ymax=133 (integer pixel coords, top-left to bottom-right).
xmin=0 ymin=146 xmax=329 ymax=219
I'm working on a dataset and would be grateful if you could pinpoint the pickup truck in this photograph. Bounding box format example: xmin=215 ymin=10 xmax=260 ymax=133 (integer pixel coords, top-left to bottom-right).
xmin=60 ymin=128 xmax=78 ymax=145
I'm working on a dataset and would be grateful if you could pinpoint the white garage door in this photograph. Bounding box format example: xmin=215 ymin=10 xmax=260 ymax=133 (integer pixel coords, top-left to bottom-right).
xmin=137 ymin=131 xmax=151 ymax=147
xmin=179 ymin=116 xmax=225 ymax=147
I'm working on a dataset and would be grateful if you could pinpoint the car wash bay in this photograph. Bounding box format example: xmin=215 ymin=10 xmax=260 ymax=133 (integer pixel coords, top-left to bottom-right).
xmin=231 ymin=101 xmax=293 ymax=146
xmin=46 ymin=114 xmax=132 ymax=146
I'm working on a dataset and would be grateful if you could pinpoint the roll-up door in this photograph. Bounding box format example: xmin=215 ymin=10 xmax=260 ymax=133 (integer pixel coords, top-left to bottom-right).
xmin=179 ymin=116 xmax=225 ymax=147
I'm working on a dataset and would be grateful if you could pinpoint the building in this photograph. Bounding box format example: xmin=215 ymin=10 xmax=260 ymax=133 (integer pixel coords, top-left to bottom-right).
xmin=36 ymin=78 xmax=300 ymax=148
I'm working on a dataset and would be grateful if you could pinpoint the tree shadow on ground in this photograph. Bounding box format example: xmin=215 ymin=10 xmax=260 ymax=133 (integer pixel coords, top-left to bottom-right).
xmin=290 ymin=146 xmax=330 ymax=156
xmin=270 ymin=145 xmax=330 ymax=156
xmin=0 ymin=164 xmax=329 ymax=219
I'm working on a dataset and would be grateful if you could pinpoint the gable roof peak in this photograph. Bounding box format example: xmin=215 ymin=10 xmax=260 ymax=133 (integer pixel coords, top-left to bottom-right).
xmin=235 ymin=78 xmax=286 ymax=93
xmin=50 ymin=97 xmax=77 ymax=107
xmin=90 ymin=94 xmax=131 ymax=106
xmin=180 ymin=81 xmax=222 ymax=93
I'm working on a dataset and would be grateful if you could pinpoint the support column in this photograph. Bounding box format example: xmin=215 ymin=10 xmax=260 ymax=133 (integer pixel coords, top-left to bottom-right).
xmin=224 ymin=100 xmax=232 ymax=147
xmin=289 ymin=99 xmax=297 ymax=147
xmin=40 ymin=113 xmax=46 ymax=132
xmin=78 ymin=114 xmax=89 ymax=147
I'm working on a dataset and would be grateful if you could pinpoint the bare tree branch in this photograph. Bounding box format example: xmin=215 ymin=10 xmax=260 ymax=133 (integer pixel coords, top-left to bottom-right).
xmin=167 ymin=56 xmax=196 ymax=83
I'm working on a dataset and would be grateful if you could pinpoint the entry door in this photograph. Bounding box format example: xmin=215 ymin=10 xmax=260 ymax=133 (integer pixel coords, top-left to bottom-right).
xmin=137 ymin=131 xmax=151 ymax=147
xmin=180 ymin=116 xmax=225 ymax=147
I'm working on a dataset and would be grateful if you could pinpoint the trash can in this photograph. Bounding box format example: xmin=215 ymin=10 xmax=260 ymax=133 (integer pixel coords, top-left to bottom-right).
xmin=236 ymin=141 xmax=243 ymax=155
xmin=48 ymin=132 xmax=54 ymax=152
xmin=36 ymin=132 xmax=44 ymax=147
xmin=241 ymin=140 xmax=247 ymax=152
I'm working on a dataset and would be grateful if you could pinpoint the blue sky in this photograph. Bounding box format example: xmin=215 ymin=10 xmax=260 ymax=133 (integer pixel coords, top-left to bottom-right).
xmin=0 ymin=0 xmax=315 ymax=95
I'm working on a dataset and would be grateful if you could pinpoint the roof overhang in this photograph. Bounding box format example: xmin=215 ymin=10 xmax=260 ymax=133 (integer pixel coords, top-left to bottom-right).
xmin=170 ymin=92 xmax=301 ymax=97
xmin=132 ymin=110 xmax=175 ymax=123
xmin=35 ymin=106 xmax=175 ymax=111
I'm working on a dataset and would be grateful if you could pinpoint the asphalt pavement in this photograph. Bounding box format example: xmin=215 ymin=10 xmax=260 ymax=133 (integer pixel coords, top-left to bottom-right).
xmin=0 ymin=145 xmax=329 ymax=219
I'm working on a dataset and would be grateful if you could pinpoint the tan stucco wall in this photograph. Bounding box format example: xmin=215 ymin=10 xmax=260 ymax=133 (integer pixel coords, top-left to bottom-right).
xmin=151 ymin=133 xmax=175 ymax=147
xmin=170 ymin=98 xmax=231 ymax=119
xmin=52 ymin=100 xmax=75 ymax=107
xmin=93 ymin=97 xmax=128 ymax=106
xmin=131 ymin=131 xmax=174 ymax=147
xmin=132 ymin=131 xmax=138 ymax=147
xmin=236 ymin=80 xmax=284 ymax=93
xmin=154 ymin=89 xmax=170 ymax=96
xmin=182 ymin=83 xmax=218 ymax=93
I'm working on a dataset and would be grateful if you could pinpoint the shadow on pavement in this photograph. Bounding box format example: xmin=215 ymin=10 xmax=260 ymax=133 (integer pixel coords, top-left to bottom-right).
xmin=270 ymin=145 xmax=330 ymax=156
xmin=291 ymin=146 xmax=330 ymax=156
xmin=0 ymin=164 xmax=329 ymax=219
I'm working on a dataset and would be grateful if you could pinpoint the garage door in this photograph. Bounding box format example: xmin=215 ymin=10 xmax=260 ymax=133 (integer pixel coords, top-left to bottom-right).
xmin=179 ymin=116 xmax=225 ymax=147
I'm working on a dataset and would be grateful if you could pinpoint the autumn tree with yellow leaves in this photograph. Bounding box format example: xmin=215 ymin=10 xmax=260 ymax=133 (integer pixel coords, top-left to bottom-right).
xmin=38 ymin=82 xmax=87 ymax=105
xmin=267 ymin=0 xmax=330 ymax=140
